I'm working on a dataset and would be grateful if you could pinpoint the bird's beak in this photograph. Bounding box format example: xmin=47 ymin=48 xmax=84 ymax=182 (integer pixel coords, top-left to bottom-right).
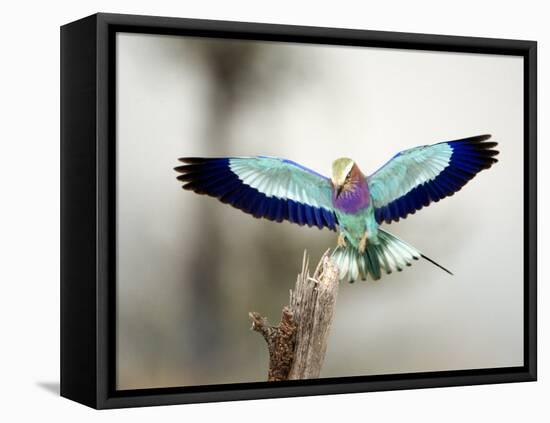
xmin=336 ymin=184 xmax=344 ymax=198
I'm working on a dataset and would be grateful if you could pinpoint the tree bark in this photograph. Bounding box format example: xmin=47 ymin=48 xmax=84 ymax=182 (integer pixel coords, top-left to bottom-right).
xmin=249 ymin=250 xmax=339 ymax=381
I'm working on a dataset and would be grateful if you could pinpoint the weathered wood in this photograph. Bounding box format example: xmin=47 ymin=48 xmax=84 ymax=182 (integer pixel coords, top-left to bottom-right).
xmin=249 ymin=250 xmax=340 ymax=381
xmin=288 ymin=250 xmax=339 ymax=379
xmin=249 ymin=307 xmax=297 ymax=381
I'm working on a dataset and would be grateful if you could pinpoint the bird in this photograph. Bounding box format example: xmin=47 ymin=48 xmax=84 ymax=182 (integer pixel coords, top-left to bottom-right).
xmin=174 ymin=134 xmax=498 ymax=283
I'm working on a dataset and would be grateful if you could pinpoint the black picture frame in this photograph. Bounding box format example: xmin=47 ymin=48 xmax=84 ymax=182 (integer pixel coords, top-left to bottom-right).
xmin=60 ymin=12 xmax=537 ymax=409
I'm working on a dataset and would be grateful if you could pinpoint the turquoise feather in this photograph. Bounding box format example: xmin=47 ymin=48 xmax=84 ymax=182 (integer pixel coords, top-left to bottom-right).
xmin=228 ymin=157 xmax=334 ymax=212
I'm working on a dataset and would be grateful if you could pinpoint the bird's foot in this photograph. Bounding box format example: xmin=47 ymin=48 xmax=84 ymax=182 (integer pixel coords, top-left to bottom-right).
xmin=337 ymin=233 xmax=347 ymax=249
xmin=358 ymin=233 xmax=368 ymax=254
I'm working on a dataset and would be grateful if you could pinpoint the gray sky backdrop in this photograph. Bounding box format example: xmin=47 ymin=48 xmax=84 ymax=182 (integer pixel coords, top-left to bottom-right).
xmin=116 ymin=33 xmax=523 ymax=390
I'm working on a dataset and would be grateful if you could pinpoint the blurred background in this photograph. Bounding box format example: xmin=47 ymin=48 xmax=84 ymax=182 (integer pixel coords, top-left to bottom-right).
xmin=116 ymin=33 xmax=523 ymax=390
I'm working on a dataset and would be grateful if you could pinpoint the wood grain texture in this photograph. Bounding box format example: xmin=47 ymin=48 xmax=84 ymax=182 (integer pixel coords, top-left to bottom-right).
xmin=250 ymin=250 xmax=339 ymax=381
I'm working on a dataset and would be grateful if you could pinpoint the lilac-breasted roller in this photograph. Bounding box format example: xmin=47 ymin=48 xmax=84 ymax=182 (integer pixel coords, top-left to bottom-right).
xmin=175 ymin=134 xmax=498 ymax=283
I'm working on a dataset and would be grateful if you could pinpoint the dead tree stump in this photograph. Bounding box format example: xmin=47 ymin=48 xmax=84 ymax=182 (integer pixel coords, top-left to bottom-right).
xmin=249 ymin=250 xmax=340 ymax=381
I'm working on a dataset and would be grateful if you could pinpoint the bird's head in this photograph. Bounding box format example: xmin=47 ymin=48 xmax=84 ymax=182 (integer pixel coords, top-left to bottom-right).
xmin=331 ymin=157 xmax=356 ymax=197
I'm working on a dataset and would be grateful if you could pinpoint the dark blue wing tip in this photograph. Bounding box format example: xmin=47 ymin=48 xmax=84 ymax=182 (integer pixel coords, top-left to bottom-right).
xmin=468 ymin=134 xmax=492 ymax=143
xmin=445 ymin=134 xmax=492 ymax=144
xmin=450 ymin=134 xmax=499 ymax=170
xmin=178 ymin=157 xmax=221 ymax=164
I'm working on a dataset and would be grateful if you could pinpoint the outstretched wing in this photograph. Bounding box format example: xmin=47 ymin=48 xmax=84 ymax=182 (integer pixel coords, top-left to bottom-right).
xmin=368 ymin=134 xmax=499 ymax=224
xmin=175 ymin=157 xmax=337 ymax=230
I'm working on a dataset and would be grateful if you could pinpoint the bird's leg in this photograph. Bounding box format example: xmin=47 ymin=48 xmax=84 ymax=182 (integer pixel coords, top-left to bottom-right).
xmin=337 ymin=233 xmax=347 ymax=249
xmin=358 ymin=232 xmax=369 ymax=254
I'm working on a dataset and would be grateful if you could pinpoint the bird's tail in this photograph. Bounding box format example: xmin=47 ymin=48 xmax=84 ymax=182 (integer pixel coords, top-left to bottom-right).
xmin=332 ymin=229 xmax=453 ymax=283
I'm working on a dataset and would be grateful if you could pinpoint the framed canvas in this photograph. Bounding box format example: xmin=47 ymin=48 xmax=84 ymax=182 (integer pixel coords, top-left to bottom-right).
xmin=60 ymin=13 xmax=537 ymax=409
